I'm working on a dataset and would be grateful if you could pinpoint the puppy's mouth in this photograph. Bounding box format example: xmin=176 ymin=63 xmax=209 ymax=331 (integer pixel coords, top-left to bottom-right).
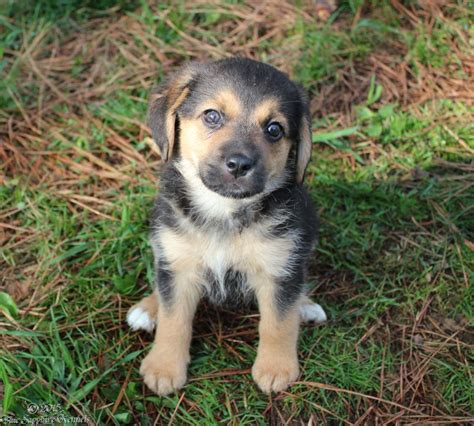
xmin=199 ymin=164 xmax=266 ymax=199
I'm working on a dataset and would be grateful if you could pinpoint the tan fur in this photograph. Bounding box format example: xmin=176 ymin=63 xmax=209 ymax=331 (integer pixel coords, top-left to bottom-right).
xmin=162 ymin=63 xmax=203 ymax=111
xmin=151 ymin=223 xmax=302 ymax=394
xmin=253 ymin=98 xmax=288 ymax=129
xmin=252 ymin=98 xmax=292 ymax=180
xmin=129 ymin=290 xmax=159 ymax=319
xmin=130 ymin=291 xmax=321 ymax=331
xmin=178 ymin=89 xmax=243 ymax=167
xmin=159 ymin=216 xmax=297 ymax=286
xmin=163 ymin=88 xmax=190 ymax=161
xmin=251 ymin=275 xmax=301 ymax=393
xmin=136 ymin=61 xmax=318 ymax=396
xmin=261 ymin=136 xmax=292 ymax=183
xmin=149 ymin=64 xmax=198 ymax=162
xmin=179 ymin=95 xmax=293 ymax=196
xmin=296 ymin=115 xmax=312 ymax=183
xmin=139 ymin=261 xmax=201 ymax=395
xmin=179 ymin=118 xmax=235 ymax=169
xmin=134 ymin=226 xmax=317 ymax=394
xmin=200 ymin=89 xmax=243 ymax=119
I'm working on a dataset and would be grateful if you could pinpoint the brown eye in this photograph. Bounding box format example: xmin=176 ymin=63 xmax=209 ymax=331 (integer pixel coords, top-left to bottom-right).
xmin=265 ymin=122 xmax=284 ymax=141
xmin=203 ymin=109 xmax=222 ymax=128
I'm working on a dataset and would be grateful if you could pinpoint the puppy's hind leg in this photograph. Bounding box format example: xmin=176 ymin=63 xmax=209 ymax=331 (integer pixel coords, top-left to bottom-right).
xmin=127 ymin=290 xmax=159 ymax=333
xmin=299 ymin=295 xmax=327 ymax=323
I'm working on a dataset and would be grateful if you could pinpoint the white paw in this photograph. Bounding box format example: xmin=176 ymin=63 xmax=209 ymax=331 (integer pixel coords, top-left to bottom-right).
xmin=126 ymin=307 xmax=156 ymax=333
xmin=299 ymin=302 xmax=327 ymax=323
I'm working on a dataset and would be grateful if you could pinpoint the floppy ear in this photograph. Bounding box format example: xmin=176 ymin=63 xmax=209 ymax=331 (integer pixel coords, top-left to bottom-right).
xmin=148 ymin=64 xmax=200 ymax=162
xmin=296 ymin=89 xmax=313 ymax=183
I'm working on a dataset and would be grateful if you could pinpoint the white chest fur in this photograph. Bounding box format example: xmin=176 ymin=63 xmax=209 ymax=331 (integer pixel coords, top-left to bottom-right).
xmin=153 ymin=159 xmax=301 ymax=298
xmin=156 ymin=217 xmax=299 ymax=295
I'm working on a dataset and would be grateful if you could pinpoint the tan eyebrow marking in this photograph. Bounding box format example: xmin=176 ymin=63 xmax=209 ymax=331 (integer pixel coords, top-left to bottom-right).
xmin=199 ymin=89 xmax=242 ymax=119
xmin=253 ymin=98 xmax=288 ymax=129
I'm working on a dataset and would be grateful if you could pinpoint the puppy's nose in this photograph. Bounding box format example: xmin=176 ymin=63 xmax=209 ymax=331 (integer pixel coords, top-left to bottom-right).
xmin=225 ymin=154 xmax=255 ymax=178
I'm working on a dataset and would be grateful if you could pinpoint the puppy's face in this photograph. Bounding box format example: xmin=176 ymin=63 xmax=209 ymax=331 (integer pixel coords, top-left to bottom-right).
xmin=149 ymin=59 xmax=312 ymax=199
xmin=179 ymin=90 xmax=293 ymax=199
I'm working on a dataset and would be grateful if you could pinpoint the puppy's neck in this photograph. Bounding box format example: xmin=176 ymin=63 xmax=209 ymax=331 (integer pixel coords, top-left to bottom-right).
xmin=171 ymin=159 xmax=261 ymax=231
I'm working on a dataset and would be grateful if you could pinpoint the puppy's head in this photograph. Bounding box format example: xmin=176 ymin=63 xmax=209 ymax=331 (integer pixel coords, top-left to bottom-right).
xmin=149 ymin=58 xmax=312 ymax=199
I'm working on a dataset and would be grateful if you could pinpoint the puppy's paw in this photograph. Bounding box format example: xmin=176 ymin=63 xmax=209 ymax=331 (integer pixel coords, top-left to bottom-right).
xmin=252 ymin=353 xmax=299 ymax=394
xmin=127 ymin=306 xmax=156 ymax=333
xmin=300 ymin=302 xmax=327 ymax=323
xmin=140 ymin=349 xmax=188 ymax=396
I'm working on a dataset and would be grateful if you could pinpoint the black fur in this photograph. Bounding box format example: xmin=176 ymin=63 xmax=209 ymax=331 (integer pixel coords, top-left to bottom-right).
xmin=155 ymin=257 xmax=174 ymax=305
xmin=149 ymin=58 xmax=318 ymax=316
xmin=204 ymin=268 xmax=253 ymax=307
xmin=260 ymin=185 xmax=319 ymax=313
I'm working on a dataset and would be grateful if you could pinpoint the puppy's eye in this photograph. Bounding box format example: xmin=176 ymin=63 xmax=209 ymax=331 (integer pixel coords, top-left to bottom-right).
xmin=265 ymin=122 xmax=284 ymax=141
xmin=203 ymin=109 xmax=222 ymax=127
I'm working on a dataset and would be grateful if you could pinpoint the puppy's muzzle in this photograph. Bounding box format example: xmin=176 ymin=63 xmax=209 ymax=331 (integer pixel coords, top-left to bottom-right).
xmin=199 ymin=143 xmax=266 ymax=199
xmin=225 ymin=153 xmax=255 ymax=178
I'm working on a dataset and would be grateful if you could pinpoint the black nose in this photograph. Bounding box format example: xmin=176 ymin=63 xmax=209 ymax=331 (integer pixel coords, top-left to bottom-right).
xmin=225 ymin=154 xmax=255 ymax=178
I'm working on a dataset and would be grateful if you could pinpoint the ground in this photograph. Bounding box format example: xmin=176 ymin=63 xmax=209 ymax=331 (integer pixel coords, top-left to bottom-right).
xmin=0 ymin=1 xmax=473 ymax=424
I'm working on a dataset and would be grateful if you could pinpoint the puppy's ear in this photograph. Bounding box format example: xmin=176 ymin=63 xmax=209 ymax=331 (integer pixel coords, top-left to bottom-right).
xmin=296 ymin=87 xmax=313 ymax=184
xmin=148 ymin=63 xmax=201 ymax=162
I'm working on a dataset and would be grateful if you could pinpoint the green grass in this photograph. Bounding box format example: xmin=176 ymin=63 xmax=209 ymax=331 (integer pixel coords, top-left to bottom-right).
xmin=1 ymin=1 xmax=473 ymax=423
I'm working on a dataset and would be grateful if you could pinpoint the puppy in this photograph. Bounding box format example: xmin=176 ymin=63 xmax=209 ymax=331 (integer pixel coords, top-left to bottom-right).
xmin=127 ymin=58 xmax=326 ymax=395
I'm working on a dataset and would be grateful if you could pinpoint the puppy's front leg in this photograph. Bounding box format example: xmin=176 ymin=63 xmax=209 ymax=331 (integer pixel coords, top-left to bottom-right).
xmin=140 ymin=267 xmax=200 ymax=396
xmin=252 ymin=278 xmax=301 ymax=394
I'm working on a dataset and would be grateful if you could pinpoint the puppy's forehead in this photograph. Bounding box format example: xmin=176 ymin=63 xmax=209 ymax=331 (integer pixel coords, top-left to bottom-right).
xmin=195 ymin=88 xmax=283 ymax=123
xmin=182 ymin=59 xmax=303 ymax=122
xmin=202 ymin=88 xmax=243 ymax=118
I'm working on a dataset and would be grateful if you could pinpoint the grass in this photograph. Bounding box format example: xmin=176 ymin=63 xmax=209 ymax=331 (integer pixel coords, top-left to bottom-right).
xmin=1 ymin=0 xmax=473 ymax=424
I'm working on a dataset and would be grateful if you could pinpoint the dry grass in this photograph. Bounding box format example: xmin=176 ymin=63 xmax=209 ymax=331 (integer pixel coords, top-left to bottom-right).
xmin=1 ymin=1 xmax=473 ymax=424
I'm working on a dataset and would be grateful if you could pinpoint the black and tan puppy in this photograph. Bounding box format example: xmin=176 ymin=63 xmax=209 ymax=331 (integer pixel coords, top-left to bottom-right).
xmin=127 ymin=58 xmax=326 ymax=395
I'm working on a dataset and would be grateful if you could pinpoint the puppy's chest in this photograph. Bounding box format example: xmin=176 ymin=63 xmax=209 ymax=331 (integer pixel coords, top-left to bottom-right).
xmin=159 ymin=218 xmax=296 ymax=290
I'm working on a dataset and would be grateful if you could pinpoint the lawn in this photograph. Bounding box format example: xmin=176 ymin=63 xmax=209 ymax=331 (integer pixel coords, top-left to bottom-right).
xmin=0 ymin=0 xmax=473 ymax=424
